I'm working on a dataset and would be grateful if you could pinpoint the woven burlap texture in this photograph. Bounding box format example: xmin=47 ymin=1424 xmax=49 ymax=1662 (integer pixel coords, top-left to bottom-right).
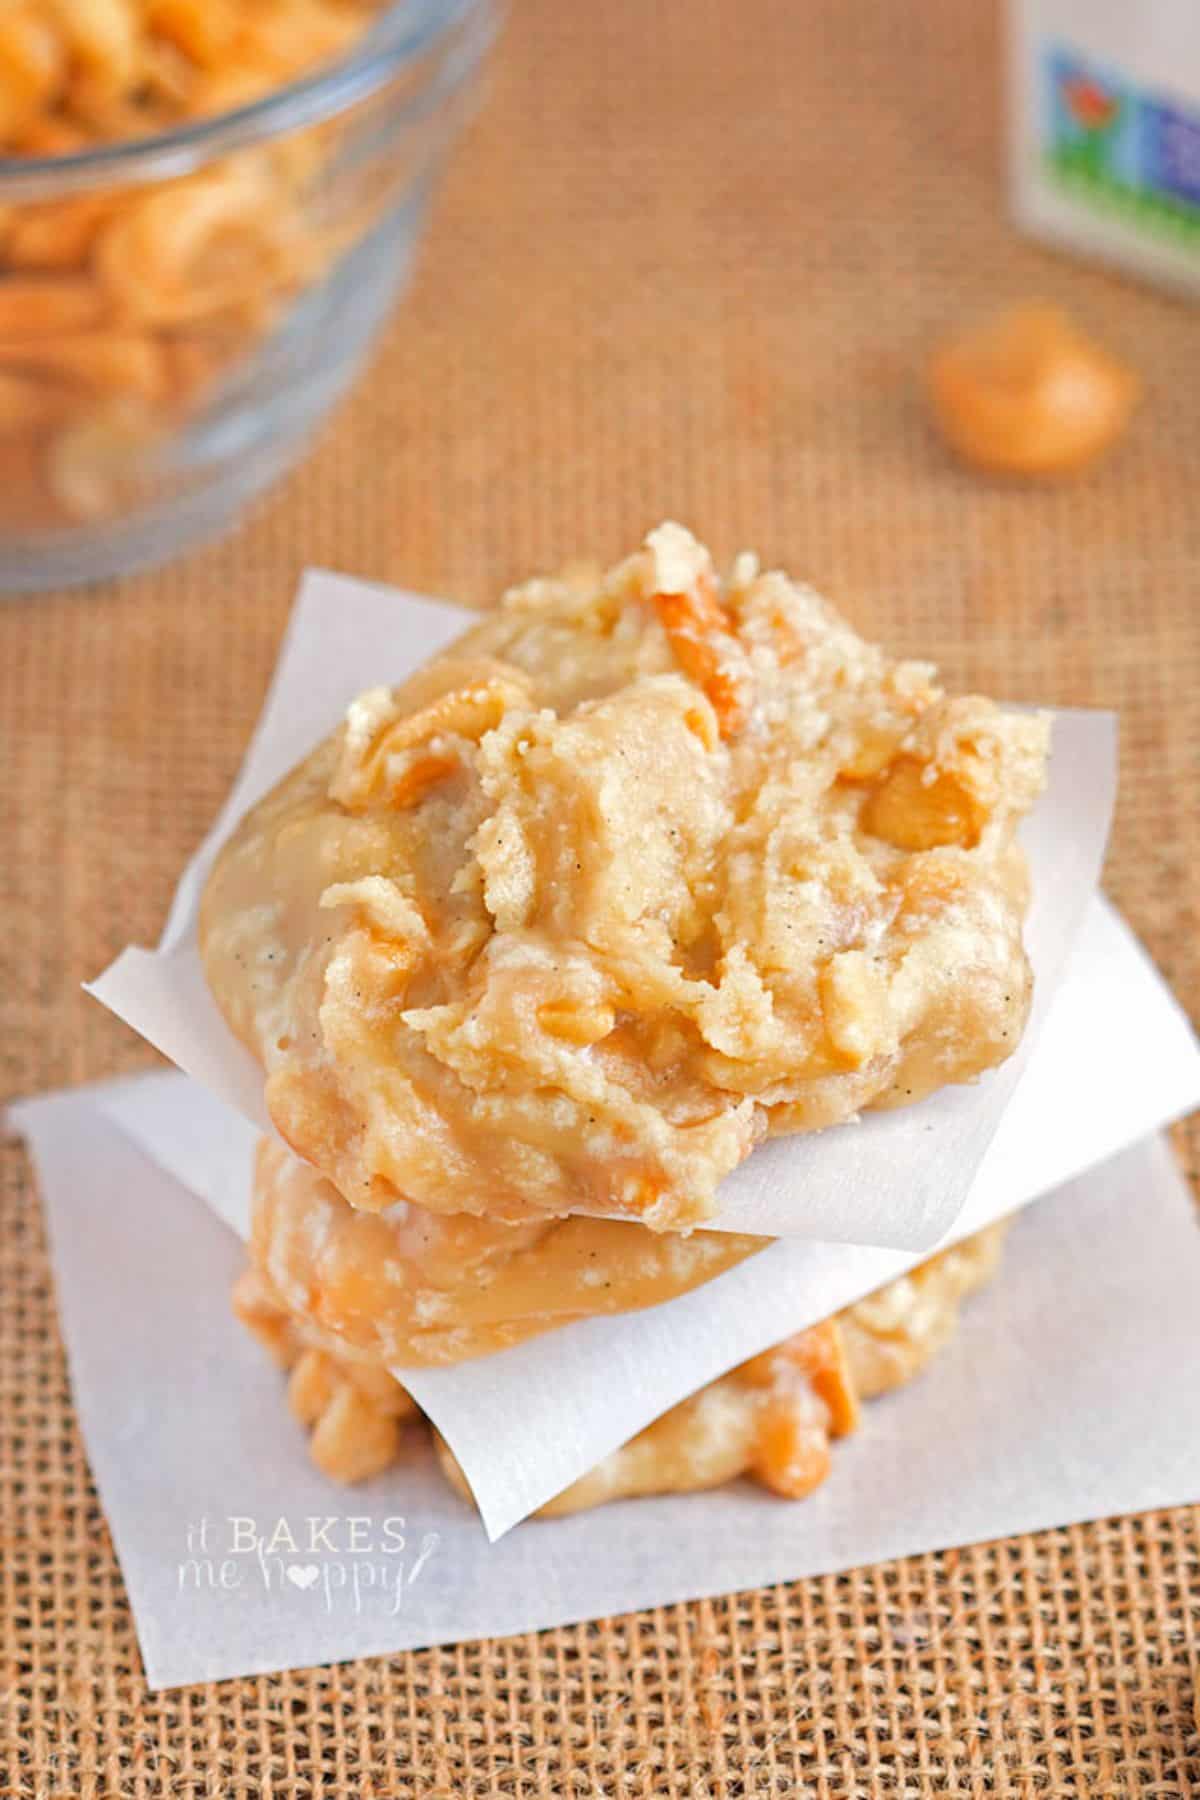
xmin=3 ymin=0 xmax=1200 ymax=1792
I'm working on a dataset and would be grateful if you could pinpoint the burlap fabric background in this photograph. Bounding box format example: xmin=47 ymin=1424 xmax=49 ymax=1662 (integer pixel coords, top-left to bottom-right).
xmin=3 ymin=0 xmax=1199 ymax=1791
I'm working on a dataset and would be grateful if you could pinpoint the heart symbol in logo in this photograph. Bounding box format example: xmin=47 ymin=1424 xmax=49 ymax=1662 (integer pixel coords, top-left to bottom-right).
xmin=286 ymin=1564 xmax=320 ymax=1592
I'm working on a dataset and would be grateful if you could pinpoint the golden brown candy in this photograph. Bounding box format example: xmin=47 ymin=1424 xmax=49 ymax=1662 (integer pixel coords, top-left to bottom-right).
xmin=929 ymin=303 xmax=1138 ymax=478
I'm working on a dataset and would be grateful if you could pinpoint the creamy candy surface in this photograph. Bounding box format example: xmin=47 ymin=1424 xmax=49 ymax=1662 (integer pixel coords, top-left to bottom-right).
xmin=200 ymin=525 xmax=1049 ymax=1230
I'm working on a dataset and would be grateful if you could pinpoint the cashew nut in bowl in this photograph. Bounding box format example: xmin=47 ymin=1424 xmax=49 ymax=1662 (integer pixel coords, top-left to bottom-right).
xmin=0 ymin=330 xmax=167 ymax=400
xmin=44 ymin=392 xmax=163 ymax=522
xmin=0 ymin=277 xmax=109 ymax=338
xmin=93 ymin=163 xmax=307 ymax=327
xmin=0 ymin=366 xmax=76 ymax=434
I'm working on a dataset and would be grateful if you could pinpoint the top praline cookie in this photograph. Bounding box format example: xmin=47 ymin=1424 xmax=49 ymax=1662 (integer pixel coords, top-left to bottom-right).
xmin=200 ymin=524 xmax=1049 ymax=1230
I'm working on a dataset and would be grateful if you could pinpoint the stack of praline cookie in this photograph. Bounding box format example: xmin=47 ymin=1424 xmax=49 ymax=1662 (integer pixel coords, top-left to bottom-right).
xmin=200 ymin=525 xmax=1047 ymax=1514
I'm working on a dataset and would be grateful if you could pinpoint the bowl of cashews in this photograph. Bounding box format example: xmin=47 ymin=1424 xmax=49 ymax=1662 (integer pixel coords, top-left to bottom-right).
xmin=0 ymin=0 xmax=494 ymax=590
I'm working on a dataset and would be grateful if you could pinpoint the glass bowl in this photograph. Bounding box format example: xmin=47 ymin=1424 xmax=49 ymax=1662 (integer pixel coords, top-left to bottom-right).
xmin=0 ymin=0 xmax=495 ymax=591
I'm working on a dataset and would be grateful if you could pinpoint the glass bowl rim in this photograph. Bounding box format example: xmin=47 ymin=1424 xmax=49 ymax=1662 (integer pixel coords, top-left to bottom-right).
xmin=0 ymin=0 xmax=487 ymax=200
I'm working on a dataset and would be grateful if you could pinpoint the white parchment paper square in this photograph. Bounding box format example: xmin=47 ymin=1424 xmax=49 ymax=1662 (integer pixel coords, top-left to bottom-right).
xmin=85 ymin=569 xmax=1117 ymax=1249
xmin=10 ymin=1097 xmax=1200 ymax=1692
